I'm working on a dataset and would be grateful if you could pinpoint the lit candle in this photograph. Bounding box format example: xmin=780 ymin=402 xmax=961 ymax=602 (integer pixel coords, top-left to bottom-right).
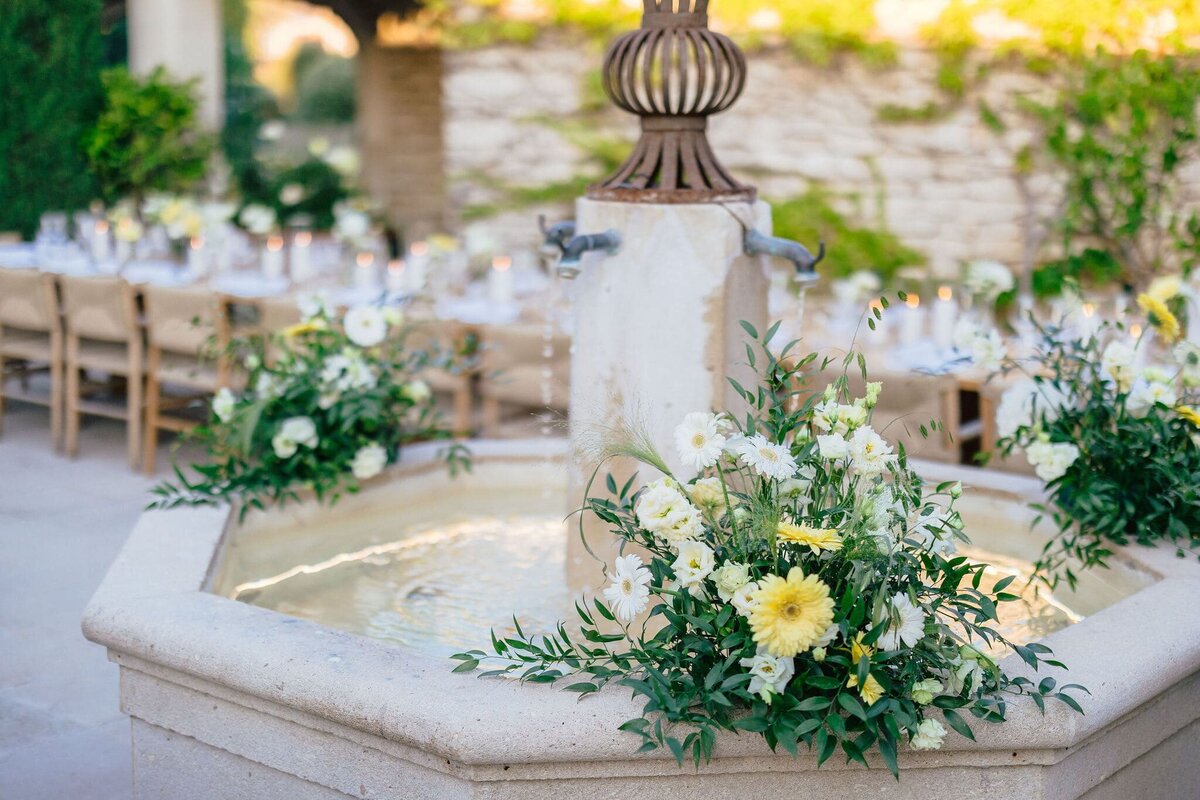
xmin=901 ymin=293 xmax=922 ymax=345
xmin=91 ymin=220 xmax=111 ymax=264
xmin=488 ymin=255 xmax=514 ymax=304
xmin=1080 ymin=302 xmax=1098 ymax=340
xmin=187 ymin=236 xmax=207 ymax=276
xmin=262 ymin=235 xmax=285 ymax=280
xmin=933 ymin=285 xmax=957 ymax=350
xmin=355 ymin=251 xmax=377 ymax=290
xmin=291 ymin=230 xmax=313 ymax=283
xmin=407 ymin=241 xmax=429 ymax=293
xmin=386 ymin=258 xmax=406 ymax=293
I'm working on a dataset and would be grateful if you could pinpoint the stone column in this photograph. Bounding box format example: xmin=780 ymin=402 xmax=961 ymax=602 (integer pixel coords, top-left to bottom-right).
xmin=126 ymin=0 xmax=225 ymax=129
xmin=565 ymin=198 xmax=771 ymax=592
xmin=357 ymin=43 xmax=448 ymax=240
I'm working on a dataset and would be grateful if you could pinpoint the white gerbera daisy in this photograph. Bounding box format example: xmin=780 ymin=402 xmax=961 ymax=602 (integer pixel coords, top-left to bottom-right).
xmin=877 ymin=593 xmax=927 ymax=650
xmin=674 ymin=412 xmax=727 ymax=471
xmin=736 ymin=434 xmax=797 ymax=480
xmin=602 ymin=554 xmax=652 ymax=622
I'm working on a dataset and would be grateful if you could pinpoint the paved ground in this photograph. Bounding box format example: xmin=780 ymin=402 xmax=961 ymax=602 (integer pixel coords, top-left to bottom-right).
xmin=0 ymin=400 xmax=201 ymax=800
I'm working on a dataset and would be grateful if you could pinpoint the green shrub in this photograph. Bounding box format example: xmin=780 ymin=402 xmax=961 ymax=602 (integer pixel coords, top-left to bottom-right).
xmin=771 ymin=188 xmax=924 ymax=284
xmin=85 ymin=67 xmax=215 ymax=206
xmin=222 ymin=0 xmax=279 ymax=182
xmin=0 ymin=0 xmax=102 ymax=238
xmin=294 ymin=54 xmax=356 ymax=123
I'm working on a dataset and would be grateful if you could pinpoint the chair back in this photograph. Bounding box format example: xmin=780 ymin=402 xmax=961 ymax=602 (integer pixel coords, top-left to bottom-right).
xmin=60 ymin=274 xmax=138 ymax=342
xmin=256 ymin=296 xmax=302 ymax=334
xmin=0 ymin=268 xmax=58 ymax=332
xmin=479 ymin=323 xmax=571 ymax=409
xmin=143 ymin=285 xmax=224 ymax=355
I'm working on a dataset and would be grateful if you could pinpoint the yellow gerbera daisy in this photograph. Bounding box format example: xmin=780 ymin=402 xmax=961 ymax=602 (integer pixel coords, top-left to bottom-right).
xmin=1137 ymin=293 xmax=1181 ymax=342
xmin=1176 ymin=405 xmax=1200 ymax=427
xmin=776 ymin=522 xmax=843 ymax=554
xmin=749 ymin=568 xmax=836 ymax=657
xmin=1147 ymin=274 xmax=1183 ymax=304
xmin=847 ymin=672 xmax=885 ymax=705
xmin=281 ymin=320 xmax=325 ymax=338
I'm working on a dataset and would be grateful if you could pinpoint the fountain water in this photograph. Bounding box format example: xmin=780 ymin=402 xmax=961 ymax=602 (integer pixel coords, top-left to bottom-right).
xmin=82 ymin=2 xmax=1200 ymax=797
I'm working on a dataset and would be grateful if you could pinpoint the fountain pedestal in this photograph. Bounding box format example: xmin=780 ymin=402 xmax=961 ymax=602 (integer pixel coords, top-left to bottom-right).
xmin=566 ymin=198 xmax=771 ymax=590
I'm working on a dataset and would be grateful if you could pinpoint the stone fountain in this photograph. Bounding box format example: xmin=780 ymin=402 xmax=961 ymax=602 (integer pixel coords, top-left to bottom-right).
xmin=83 ymin=3 xmax=1200 ymax=798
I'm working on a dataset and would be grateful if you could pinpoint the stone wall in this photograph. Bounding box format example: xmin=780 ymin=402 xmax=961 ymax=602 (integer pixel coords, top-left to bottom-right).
xmin=434 ymin=38 xmax=1200 ymax=276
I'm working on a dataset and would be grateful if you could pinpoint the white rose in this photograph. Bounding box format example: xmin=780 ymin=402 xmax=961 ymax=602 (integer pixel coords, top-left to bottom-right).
xmin=279 ymin=416 xmax=318 ymax=449
xmin=671 ymin=540 xmax=715 ymax=594
xmin=271 ymin=432 xmax=298 ymax=459
xmin=731 ymin=581 xmax=759 ymax=616
xmin=711 ymin=561 xmax=750 ymax=602
xmin=689 ymin=476 xmax=727 ymax=511
xmin=847 ymin=426 xmax=896 ymax=477
xmin=636 ymin=478 xmax=703 ymax=545
xmin=738 ymin=652 xmax=795 ymax=702
xmin=344 ymin=305 xmax=388 ymax=348
xmin=1025 ymin=440 xmax=1080 ymax=482
xmin=350 ymin=443 xmax=388 ymax=480
xmin=403 ymin=380 xmax=432 ymax=404
xmin=910 ymin=718 xmax=947 ymax=751
xmin=1126 ymin=380 xmax=1178 ymax=417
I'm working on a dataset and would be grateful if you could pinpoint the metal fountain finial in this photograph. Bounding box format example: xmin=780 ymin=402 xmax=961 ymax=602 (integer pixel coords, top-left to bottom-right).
xmin=588 ymin=0 xmax=756 ymax=203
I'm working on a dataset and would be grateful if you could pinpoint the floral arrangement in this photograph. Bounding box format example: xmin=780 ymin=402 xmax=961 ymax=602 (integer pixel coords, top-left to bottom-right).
xmin=150 ymin=298 xmax=469 ymax=517
xmin=454 ymin=323 xmax=1082 ymax=773
xmin=963 ymin=260 xmax=1015 ymax=304
xmin=992 ymin=278 xmax=1200 ymax=587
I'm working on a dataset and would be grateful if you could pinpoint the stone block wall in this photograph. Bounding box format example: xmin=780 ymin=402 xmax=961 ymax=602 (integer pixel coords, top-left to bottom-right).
xmin=428 ymin=38 xmax=1200 ymax=276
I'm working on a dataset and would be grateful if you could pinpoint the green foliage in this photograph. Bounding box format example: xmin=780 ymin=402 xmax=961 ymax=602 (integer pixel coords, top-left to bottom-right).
xmin=85 ymin=67 xmax=215 ymax=206
xmin=771 ymin=188 xmax=924 ymax=284
xmin=241 ymin=156 xmax=356 ymax=230
xmin=1026 ymin=50 xmax=1200 ymax=287
xmin=222 ymin=0 xmax=279 ymax=181
xmin=994 ymin=318 xmax=1200 ymax=588
xmin=457 ymin=324 xmax=1082 ymax=770
xmin=0 ymin=0 xmax=102 ymax=238
xmin=149 ymin=305 xmax=470 ymax=516
xmin=293 ymin=48 xmax=357 ymax=123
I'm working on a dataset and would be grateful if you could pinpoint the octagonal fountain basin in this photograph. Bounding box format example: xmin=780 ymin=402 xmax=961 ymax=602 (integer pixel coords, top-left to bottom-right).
xmin=83 ymin=440 xmax=1200 ymax=800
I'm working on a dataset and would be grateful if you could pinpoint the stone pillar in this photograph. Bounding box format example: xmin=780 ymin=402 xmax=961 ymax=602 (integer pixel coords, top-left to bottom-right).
xmin=126 ymin=0 xmax=224 ymax=129
xmin=357 ymin=43 xmax=448 ymax=240
xmin=565 ymin=198 xmax=771 ymax=592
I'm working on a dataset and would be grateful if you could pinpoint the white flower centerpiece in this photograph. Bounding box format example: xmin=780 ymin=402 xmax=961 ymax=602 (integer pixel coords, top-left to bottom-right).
xmin=455 ymin=323 xmax=1082 ymax=774
xmin=150 ymin=300 xmax=469 ymax=516
xmin=991 ymin=281 xmax=1200 ymax=587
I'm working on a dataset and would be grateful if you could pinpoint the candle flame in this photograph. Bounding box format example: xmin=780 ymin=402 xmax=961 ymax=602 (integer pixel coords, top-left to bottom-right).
xmin=388 ymin=259 xmax=405 ymax=274
xmin=1130 ymin=323 xmax=1143 ymax=338
xmin=937 ymin=285 xmax=953 ymax=302
xmin=190 ymin=236 xmax=204 ymax=250
xmin=492 ymin=255 xmax=512 ymax=272
xmin=906 ymin=293 xmax=920 ymax=309
xmin=410 ymin=241 xmax=429 ymax=256
xmin=267 ymin=235 xmax=284 ymax=251
xmin=294 ymin=231 xmax=312 ymax=247
xmin=94 ymin=220 xmax=109 ymax=235
xmin=1082 ymin=303 xmax=1096 ymax=318
xmin=356 ymin=252 xmax=375 ymax=268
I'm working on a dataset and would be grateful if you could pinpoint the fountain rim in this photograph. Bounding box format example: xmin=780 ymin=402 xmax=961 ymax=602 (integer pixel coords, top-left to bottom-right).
xmin=82 ymin=439 xmax=1200 ymax=772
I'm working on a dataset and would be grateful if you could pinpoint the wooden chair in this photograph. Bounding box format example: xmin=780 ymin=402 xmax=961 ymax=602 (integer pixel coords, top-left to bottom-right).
xmin=141 ymin=285 xmax=231 ymax=475
xmin=406 ymin=319 xmax=475 ymax=436
xmin=0 ymin=268 xmax=63 ymax=446
xmin=59 ymin=274 xmax=143 ymax=468
xmin=477 ymin=323 xmax=570 ymax=438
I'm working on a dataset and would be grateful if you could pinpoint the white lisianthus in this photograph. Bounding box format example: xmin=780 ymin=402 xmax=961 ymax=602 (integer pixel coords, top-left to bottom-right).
xmin=238 ymin=203 xmax=277 ymax=236
xmin=812 ymin=400 xmax=868 ymax=436
xmin=739 ymin=651 xmax=795 ymax=702
xmin=876 ymin=593 xmax=927 ymax=650
xmin=730 ymin=581 xmax=759 ymax=617
xmin=907 ymin=508 xmax=957 ymax=556
xmin=325 ymin=145 xmax=361 ymax=177
xmin=321 ymin=353 xmax=377 ymax=392
xmin=350 ymin=443 xmax=388 ymax=480
xmin=847 ymin=426 xmax=896 ymax=477
xmin=864 ymin=381 xmax=882 ymax=408
xmin=1025 ymin=440 xmax=1080 ymax=482
xmin=672 ymin=540 xmax=715 ymax=594
xmin=344 ymin=306 xmax=388 ymax=348
xmin=603 ymin=554 xmax=653 ymax=622
xmin=711 ymin=561 xmax=751 ymax=602
xmin=735 ymin=434 xmax=797 ymax=480
xmin=1126 ymin=379 xmax=1178 ymax=416
xmin=635 ymin=478 xmax=703 ymax=545
xmin=279 ymin=183 xmax=305 ymax=206
xmin=688 ymin=476 xmax=727 ymax=512
xmin=1101 ymin=341 xmax=1137 ymax=392
xmin=673 ymin=412 xmax=727 ymax=471
xmin=403 ymin=380 xmax=432 ymax=404
xmin=816 ymin=433 xmax=849 ymax=461
xmin=910 ymin=718 xmax=948 ymax=751
xmin=779 ymin=465 xmax=817 ymax=498
xmin=812 ymin=622 xmax=839 ymax=649
xmin=255 ymin=372 xmax=281 ymax=399
xmin=211 ymin=388 xmax=236 ymax=423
